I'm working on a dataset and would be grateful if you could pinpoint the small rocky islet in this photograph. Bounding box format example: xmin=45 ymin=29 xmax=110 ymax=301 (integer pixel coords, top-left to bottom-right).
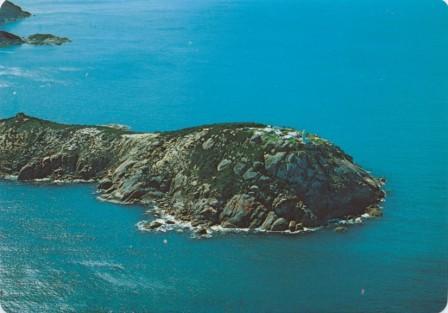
xmin=0 ymin=0 xmax=70 ymax=47
xmin=0 ymin=113 xmax=385 ymax=237
xmin=0 ymin=0 xmax=30 ymax=25
xmin=0 ymin=31 xmax=70 ymax=47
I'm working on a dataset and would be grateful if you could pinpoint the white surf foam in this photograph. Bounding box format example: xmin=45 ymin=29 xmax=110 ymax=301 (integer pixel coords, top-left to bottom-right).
xmin=0 ymin=66 xmax=66 ymax=86
xmin=77 ymin=260 xmax=125 ymax=271
xmin=95 ymin=272 xmax=137 ymax=288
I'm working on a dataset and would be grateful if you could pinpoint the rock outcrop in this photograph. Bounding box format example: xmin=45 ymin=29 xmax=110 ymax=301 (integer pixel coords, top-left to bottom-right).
xmin=0 ymin=31 xmax=70 ymax=47
xmin=0 ymin=1 xmax=70 ymax=47
xmin=25 ymin=34 xmax=71 ymax=46
xmin=0 ymin=30 xmax=24 ymax=46
xmin=0 ymin=0 xmax=30 ymax=25
xmin=0 ymin=113 xmax=386 ymax=236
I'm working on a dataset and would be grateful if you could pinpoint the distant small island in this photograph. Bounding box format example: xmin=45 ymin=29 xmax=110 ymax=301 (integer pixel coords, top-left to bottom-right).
xmin=0 ymin=113 xmax=385 ymax=237
xmin=0 ymin=0 xmax=70 ymax=47
xmin=0 ymin=0 xmax=30 ymax=25
xmin=0 ymin=31 xmax=70 ymax=47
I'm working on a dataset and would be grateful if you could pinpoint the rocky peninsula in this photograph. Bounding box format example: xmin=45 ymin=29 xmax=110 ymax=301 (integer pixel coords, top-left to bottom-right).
xmin=0 ymin=113 xmax=385 ymax=236
xmin=0 ymin=1 xmax=70 ymax=47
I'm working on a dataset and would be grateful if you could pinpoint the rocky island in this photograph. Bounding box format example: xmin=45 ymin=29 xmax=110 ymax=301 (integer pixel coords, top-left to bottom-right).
xmin=0 ymin=31 xmax=70 ymax=47
xmin=0 ymin=1 xmax=70 ymax=47
xmin=0 ymin=0 xmax=30 ymax=25
xmin=0 ymin=113 xmax=385 ymax=236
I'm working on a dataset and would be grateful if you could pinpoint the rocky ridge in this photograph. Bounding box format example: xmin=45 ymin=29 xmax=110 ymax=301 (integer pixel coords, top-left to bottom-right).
xmin=0 ymin=113 xmax=385 ymax=237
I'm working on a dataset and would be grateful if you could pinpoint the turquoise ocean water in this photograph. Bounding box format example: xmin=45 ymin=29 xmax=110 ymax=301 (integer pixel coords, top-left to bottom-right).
xmin=0 ymin=0 xmax=447 ymax=312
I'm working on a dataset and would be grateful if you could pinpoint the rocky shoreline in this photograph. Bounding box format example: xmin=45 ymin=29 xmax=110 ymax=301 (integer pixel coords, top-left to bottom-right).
xmin=0 ymin=1 xmax=70 ymax=47
xmin=0 ymin=113 xmax=385 ymax=237
xmin=134 ymin=205 xmax=383 ymax=238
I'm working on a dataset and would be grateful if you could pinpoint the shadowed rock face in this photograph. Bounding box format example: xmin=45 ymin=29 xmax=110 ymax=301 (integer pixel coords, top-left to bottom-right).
xmin=0 ymin=0 xmax=31 ymax=25
xmin=0 ymin=113 xmax=385 ymax=234
xmin=0 ymin=30 xmax=24 ymax=46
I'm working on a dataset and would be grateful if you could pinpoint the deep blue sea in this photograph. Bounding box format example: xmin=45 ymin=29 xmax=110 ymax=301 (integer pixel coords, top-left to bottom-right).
xmin=1 ymin=0 xmax=447 ymax=312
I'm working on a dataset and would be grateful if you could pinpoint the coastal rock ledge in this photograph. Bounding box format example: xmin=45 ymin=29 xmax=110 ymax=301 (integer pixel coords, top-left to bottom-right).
xmin=0 ymin=113 xmax=385 ymax=236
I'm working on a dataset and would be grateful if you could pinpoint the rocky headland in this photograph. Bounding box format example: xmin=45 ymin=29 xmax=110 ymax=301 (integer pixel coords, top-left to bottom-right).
xmin=0 ymin=113 xmax=385 ymax=237
xmin=0 ymin=1 xmax=70 ymax=47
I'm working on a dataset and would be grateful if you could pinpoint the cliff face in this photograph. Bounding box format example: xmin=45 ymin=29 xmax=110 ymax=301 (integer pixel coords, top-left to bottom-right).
xmin=0 ymin=113 xmax=385 ymax=234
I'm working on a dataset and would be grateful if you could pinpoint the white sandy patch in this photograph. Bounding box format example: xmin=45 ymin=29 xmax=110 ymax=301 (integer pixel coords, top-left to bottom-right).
xmin=75 ymin=128 xmax=101 ymax=136
xmin=0 ymin=0 xmax=5 ymax=8
xmin=0 ymin=303 xmax=6 ymax=313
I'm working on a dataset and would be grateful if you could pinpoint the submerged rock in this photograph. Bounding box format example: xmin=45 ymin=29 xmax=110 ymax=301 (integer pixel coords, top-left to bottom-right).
xmin=334 ymin=226 xmax=348 ymax=233
xmin=0 ymin=113 xmax=386 ymax=236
